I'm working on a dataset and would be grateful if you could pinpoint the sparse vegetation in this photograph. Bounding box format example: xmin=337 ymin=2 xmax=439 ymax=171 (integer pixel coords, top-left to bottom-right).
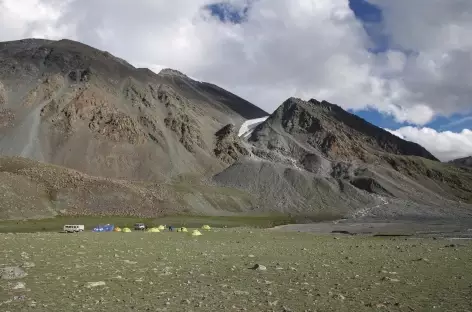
xmin=0 ymin=215 xmax=298 ymax=233
xmin=0 ymin=230 xmax=471 ymax=311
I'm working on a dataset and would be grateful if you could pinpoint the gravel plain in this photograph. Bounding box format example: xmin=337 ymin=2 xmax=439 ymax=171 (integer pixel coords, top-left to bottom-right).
xmin=1 ymin=229 xmax=471 ymax=312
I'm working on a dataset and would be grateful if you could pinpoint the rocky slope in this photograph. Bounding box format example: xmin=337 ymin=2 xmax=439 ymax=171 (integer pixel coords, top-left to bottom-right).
xmin=0 ymin=39 xmax=267 ymax=181
xmin=0 ymin=156 xmax=256 ymax=220
xmin=449 ymin=156 xmax=472 ymax=168
xmin=1 ymin=39 xmax=472 ymax=221
xmin=214 ymin=98 xmax=472 ymax=219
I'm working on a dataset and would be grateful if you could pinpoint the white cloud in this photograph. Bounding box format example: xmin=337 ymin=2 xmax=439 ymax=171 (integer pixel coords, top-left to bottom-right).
xmin=0 ymin=0 xmax=471 ymax=127
xmin=387 ymin=127 xmax=472 ymax=161
xmin=367 ymin=0 xmax=472 ymax=117
xmin=0 ymin=0 xmax=72 ymax=40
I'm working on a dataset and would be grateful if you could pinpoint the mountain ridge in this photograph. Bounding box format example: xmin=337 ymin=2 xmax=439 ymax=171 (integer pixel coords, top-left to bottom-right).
xmin=0 ymin=38 xmax=472 ymax=221
xmin=449 ymin=156 xmax=472 ymax=168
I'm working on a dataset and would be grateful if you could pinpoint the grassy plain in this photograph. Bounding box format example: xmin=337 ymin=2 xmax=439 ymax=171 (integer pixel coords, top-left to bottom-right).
xmin=1 ymin=229 xmax=471 ymax=312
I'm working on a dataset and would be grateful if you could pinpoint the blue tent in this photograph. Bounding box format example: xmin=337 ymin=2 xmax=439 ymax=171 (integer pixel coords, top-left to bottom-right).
xmin=93 ymin=224 xmax=115 ymax=232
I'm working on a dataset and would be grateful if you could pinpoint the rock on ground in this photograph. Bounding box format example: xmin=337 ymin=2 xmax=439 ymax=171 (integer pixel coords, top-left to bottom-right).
xmin=0 ymin=266 xmax=28 ymax=280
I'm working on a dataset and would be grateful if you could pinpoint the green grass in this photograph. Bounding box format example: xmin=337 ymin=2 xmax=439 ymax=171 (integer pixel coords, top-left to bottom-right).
xmin=0 ymin=212 xmax=346 ymax=233
xmin=0 ymin=230 xmax=471 ymax=311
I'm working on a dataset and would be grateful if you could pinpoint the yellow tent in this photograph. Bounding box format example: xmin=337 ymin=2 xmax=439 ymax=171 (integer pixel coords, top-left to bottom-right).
xmin=147 ymin=228 xmax=160 ymax=233
xmin=122 ymin=227 xmax=132 ymax=233
xmin=181 ymin=227 xmax=188 ymax=232
xmin=201 ymin=225 xmax=211 ymax=230
xmin=191 ymin=229 xmax=203 ymax=236
xmin=114 ymin=227 xmax=122 ymax=232
xmin=157 ymin=225 xmax=165 ymax=231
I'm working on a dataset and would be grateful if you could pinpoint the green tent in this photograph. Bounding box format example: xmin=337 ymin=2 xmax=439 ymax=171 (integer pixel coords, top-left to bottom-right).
xmin=191 ymin=230 xmax=203 ymax=236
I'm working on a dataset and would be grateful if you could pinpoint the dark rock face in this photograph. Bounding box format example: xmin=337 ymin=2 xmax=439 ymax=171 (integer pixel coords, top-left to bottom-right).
xmin=449 ymin=156 xmax=472 ymax=168
xmin=214 ymin=124 xmax=249 ymax=163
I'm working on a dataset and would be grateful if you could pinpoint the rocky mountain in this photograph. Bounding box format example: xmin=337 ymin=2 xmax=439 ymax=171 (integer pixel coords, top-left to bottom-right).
xmin=0 ymin=38 xmax=267 ymax=182
xmin=1 ymin=38 xmax=472 ymax=221
xmin=449 ymin=156 xmax=472 ymax=168
xmin=214 ymin=98 xmax=472 ymax=219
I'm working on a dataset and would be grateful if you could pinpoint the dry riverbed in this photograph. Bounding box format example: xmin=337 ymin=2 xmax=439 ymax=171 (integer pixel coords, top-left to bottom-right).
xmin=0 ymin=229 xmax=471 ymax=312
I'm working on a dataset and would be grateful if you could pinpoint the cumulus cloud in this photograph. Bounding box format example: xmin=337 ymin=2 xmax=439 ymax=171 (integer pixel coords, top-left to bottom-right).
xmin=368 ymin=0 xmax=472 ymax=117
xmin=386 ymin=127 xmax=472 ymax=161
xmin=0 ymin=0 xmax=471 ymax=126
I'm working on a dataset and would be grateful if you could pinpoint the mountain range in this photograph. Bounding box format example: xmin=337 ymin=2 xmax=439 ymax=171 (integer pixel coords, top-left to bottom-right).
xmin=0 ymin=38 xmax=471 ymax=220
xmin=449 ymin=156 xmax=472 ymax=168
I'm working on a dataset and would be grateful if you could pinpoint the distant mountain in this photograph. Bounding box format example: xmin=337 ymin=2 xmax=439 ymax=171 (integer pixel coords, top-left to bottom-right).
xmin=449 ymin=156 xmax=472 ymax=168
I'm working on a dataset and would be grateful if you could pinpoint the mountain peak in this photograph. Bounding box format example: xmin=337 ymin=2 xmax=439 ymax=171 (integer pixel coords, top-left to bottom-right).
xmin=158 ymin=68 xmax=189 ymax=78
xmin=251 ymin=97 xmax=438 ymax=162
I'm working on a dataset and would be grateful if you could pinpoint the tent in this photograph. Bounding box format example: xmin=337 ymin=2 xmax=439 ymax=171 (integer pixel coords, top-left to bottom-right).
xmin=157 ymin=225 xmax=165 ymax=231
xmin=147 ymin=228 xmax=160 ymax=233
xmin=201 ymin=225 xmax=211 ymax=230
xmin=93 ymin=224 xmax=115 ymax=232
xmin=180 ymin=227 xmax=188 ymax=232
xmin=122 ymin=227 xmax=132 ymax=233
xmin=191 ymin=230 xmax=202 ymax=236
xmin=114 ymin=227 xmax=122 ymax=232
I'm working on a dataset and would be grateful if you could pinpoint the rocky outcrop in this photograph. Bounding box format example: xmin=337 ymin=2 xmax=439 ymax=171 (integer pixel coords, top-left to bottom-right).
xmin=250 ymin=97 xmax=438 ymax=162
xmin=214 ymin=124 xmax=249 ymax=163
xmin=0 ymin=81 xmax=6 ymax=107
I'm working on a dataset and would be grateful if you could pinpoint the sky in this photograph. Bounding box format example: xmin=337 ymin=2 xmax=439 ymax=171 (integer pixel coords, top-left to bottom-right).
xmin=0 ymin=0 xmax=471 ymax=161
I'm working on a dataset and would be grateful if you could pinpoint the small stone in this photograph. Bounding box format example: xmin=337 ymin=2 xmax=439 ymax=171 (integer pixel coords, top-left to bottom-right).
xmin=268 ymin=300 xmax=278 ymax=307
xmin=333 ymin=294 xmax=346 ymax=300
xmin=251 ymin=264 xmax=267 ymax=271
xmin=12 ymin=282 xmax=26 ymax=289
xmin=85 ymin=281 xmax=106 ymax=288
xmin=21 ymin=252 xmax=30 ymax=259
xmin=21 ymin=262 xmax=35 ymax=268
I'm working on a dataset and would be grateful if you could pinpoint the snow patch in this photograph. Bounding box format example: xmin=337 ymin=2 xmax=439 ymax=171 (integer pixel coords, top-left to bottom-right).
xmin=238 ymin=117 xmax=268 ymax=138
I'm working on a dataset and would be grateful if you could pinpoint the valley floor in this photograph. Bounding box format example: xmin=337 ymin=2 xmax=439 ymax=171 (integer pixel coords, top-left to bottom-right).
xmin=1 ymin=229 xmax=471 ymax=312
xmin=272 ymin=218 xmax=472 ymax=239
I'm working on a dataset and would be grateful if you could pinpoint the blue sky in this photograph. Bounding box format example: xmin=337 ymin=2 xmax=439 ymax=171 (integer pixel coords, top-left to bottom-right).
xmin=207 ymin=0 xmax=472 ymax=133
